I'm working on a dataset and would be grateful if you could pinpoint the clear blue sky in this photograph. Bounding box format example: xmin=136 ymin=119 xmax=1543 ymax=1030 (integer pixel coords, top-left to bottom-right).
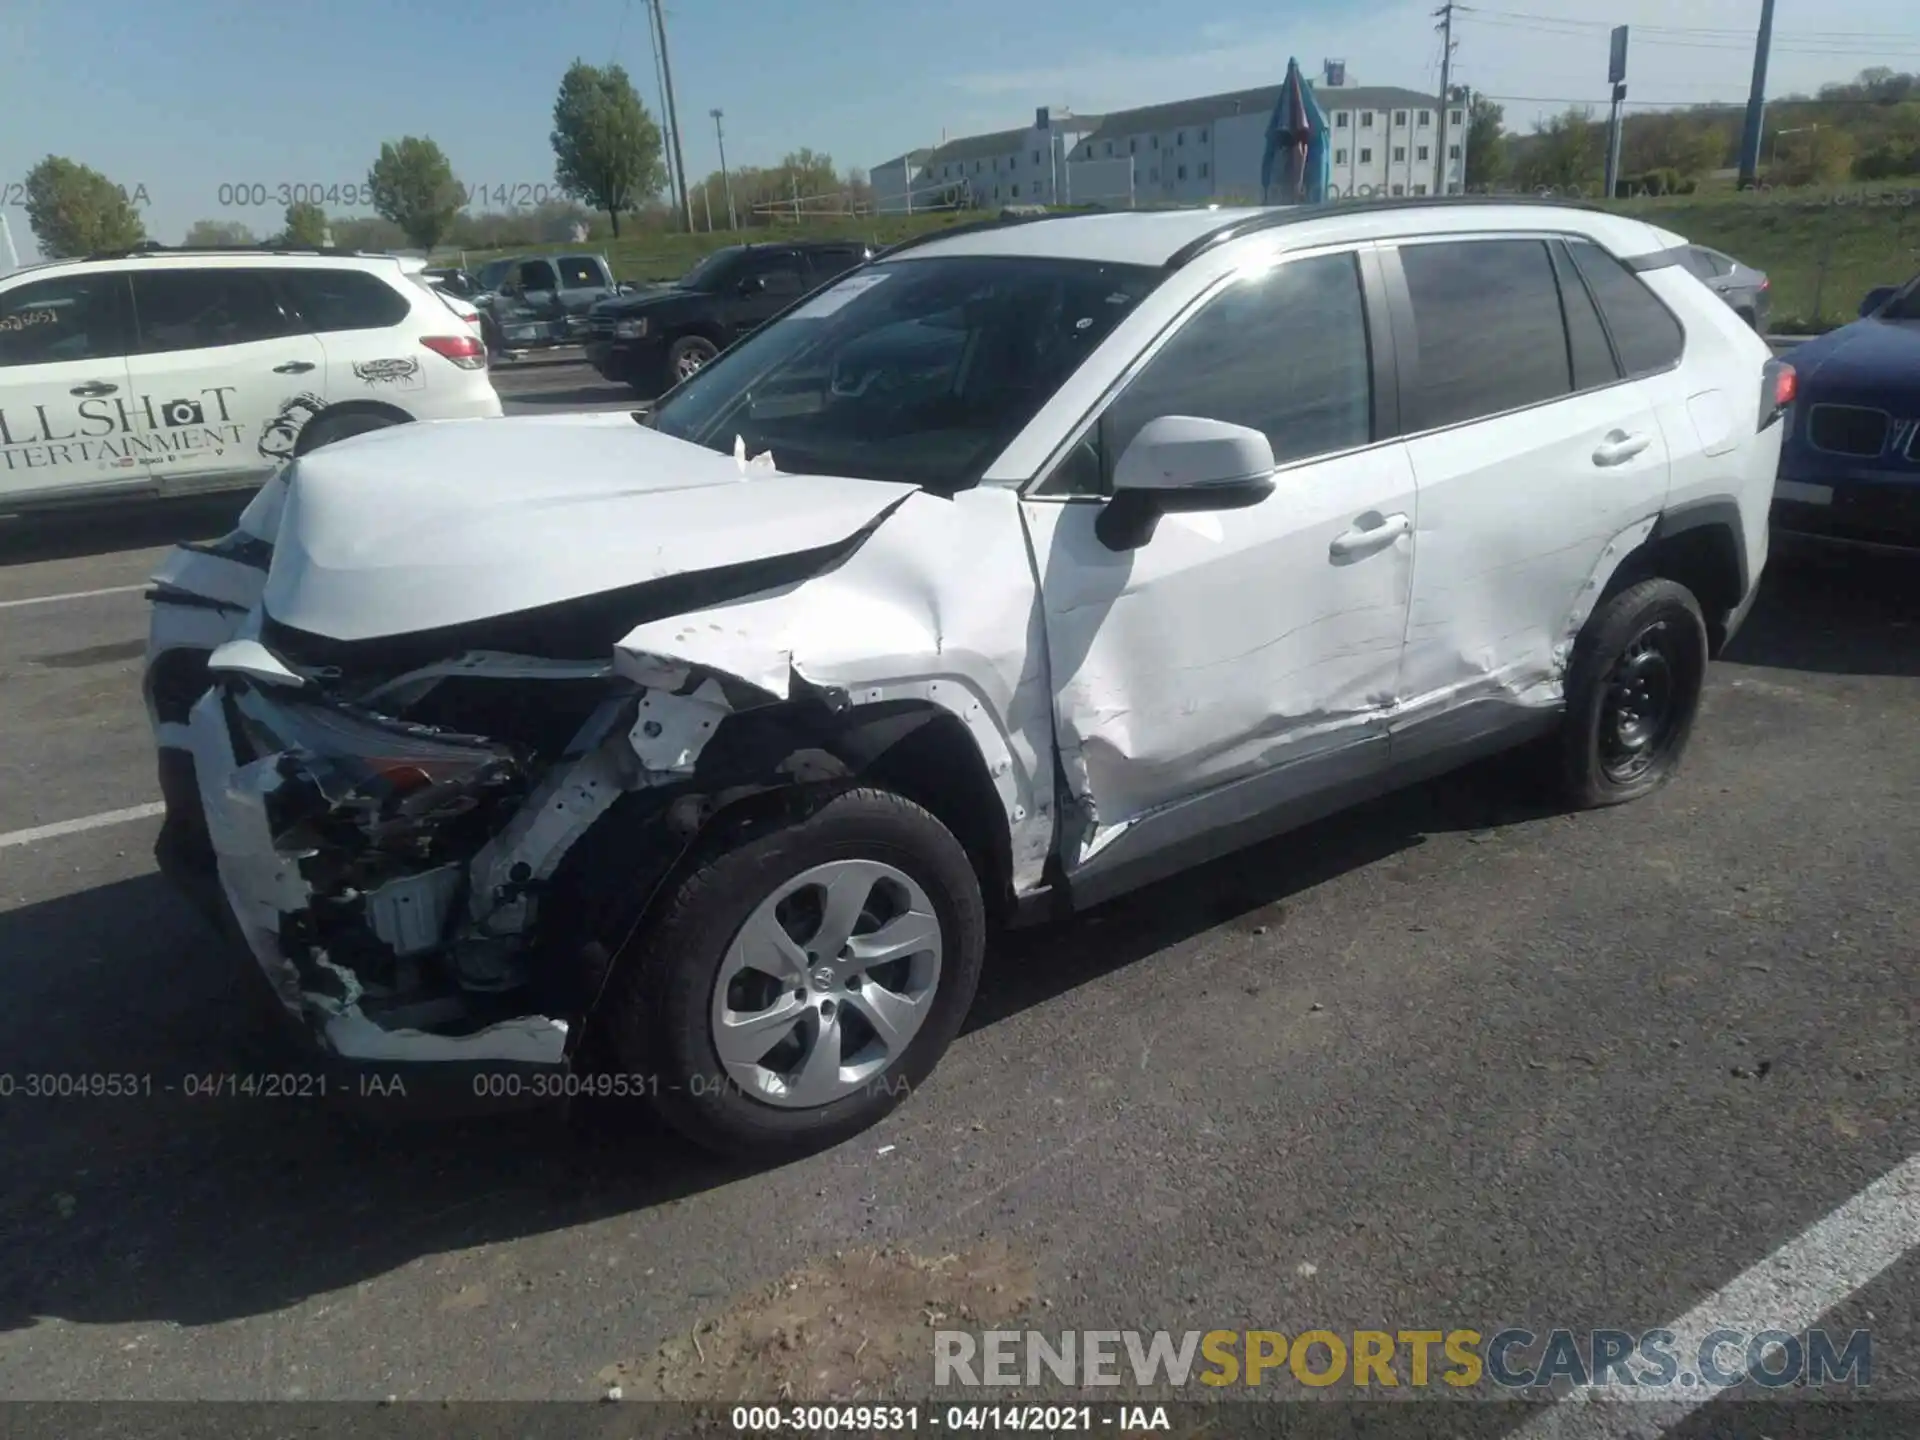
xmin=3 ymin=0 xmax=1912 ymax=260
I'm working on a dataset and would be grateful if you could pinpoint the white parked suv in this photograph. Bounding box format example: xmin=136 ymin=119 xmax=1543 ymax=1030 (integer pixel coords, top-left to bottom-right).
xmin=144 ymin=200 xmax=1789 ymax=1159
xmin=0 ymin=244 xmax=501 ymax=513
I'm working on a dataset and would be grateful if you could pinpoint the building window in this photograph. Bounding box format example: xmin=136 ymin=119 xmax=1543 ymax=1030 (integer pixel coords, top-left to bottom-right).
xmin=1335 ymin=112 xmax=1349 ymax=127
xmin=1361 ymin=111 xmax=1374 ymax=127
xmin=1177 ymin=130 xmax=1185 ymax=146
xmin=1450 ymin=109 xmax=1463 ymax=125
xmin=1359 ymin=148 xmax=1373 ymax=163
xmin=1414 ymin=183 xmax=1428 ymax=194
xmin=976 ymin=161 xmax=983 ymax=173
xmin=1199 ymin=161 xmax=1209 ymax=178
xmin=1012 ymin=184 xmax=1020 ymax=197
xmin=1417 ymin=145 xmax=1429 ymax=161
xmin=1448 ymin=143 xmax=1462 ymax=158
xmin=1419 ymin=111 xmax=1432 ymax=126
xmin=1149 ymin=168 xmax=1159 ymax=182
xmin=1392 ymin=183 xmax=1404 ymax=195
xmin=1335 ymin=148 xmax=1348 ymax=164
xmin=1177 ymin=164 xmax=1187 ymax=180
xmin=1151 ymin=134 xmax=1159 ymax=148
xmin=1032 ymin=150 xmax=1040 ymax=163
xmin=1394 ymin=110 xmax=1407 ymax=126
xmin=1394 ymin=146 xmax=1406 ymax=162
xmin=1129 ymin=138 xmax=1137 ymax=153
xmin=1199 ymin=128 xmax=1208 ymax=142
xmin=1106 ymin=141 xmax=1113 ymax=155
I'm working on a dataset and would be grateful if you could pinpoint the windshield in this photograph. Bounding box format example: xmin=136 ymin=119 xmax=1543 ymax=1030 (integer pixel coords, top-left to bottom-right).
xmin=679 ymin=246 xmax=746 ymax=292
xmin=649 ymin=254 xmax=1163 ymax=491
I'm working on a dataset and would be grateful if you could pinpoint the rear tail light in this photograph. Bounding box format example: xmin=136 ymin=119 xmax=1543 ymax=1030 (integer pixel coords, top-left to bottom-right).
xmin=1760 ymin=359 xmax=1795 ymax=430
xmin=1759 ymin=276 xmax=1770 ymax=291
xmin=421 ymin=334 xmax=487 ymax=371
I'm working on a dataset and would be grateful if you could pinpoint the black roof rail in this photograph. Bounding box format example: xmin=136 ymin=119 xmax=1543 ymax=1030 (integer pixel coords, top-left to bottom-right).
xmin=1162 ymin=193 xmax=1613 ymax=270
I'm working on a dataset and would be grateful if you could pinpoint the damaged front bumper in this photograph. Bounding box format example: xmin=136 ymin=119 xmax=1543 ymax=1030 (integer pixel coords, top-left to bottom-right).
xmin=178 ymin=669 xmax=603 ymax=1068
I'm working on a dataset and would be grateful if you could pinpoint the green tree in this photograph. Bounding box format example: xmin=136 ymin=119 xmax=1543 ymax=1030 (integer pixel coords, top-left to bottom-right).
xmin=20 ymin=156 xmax=146 ymax=258
xmin=367 ymin=136 xmax=462 ymax=249
xmin=183 ymin=219 xmax=256 ymax=247
xmin=1775 ymin=126 xmax=1856 ymax=186
xmin=282 ymin=200 xmax=329 ymax=245
xmin=1513 ymin=107 xmax=1604 ymax=192
xmin=550 ymin=61 xmax=666 ymax=238
xmin=1463 ymin=95 xmax=1509 ymax=189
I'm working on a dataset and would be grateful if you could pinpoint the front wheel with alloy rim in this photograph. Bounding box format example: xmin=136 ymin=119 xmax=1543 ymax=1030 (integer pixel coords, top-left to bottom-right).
xmin=1559 ymin=577 xmax=1709 ymax=808
xmin=666 ymin=335 xmax=718 ymax=384
xmin=602 ymin=788 xmax=985 ymax=1160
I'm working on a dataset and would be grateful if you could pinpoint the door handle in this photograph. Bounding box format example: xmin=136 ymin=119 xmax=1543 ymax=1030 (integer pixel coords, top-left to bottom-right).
xmin=1593 ymin=430 xmax=1653 ymax=466
xmin=69 ymin=380 xmax=118 ymax=397
xmin=273 ymin=361 xmax=316 ymax=374
xmin=1329 ymin=511 xmax=1411 ymax=560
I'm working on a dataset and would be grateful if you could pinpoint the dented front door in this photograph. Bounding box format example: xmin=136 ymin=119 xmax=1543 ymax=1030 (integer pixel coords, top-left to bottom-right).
xmin=1023 ymin=446 xmax=1417 ymax=868
xmin=1017 ymin=247 xmax=1416 ymax=873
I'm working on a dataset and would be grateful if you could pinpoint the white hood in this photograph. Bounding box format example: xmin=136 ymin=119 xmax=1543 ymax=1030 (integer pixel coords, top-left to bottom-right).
xmin=260 ymin=416 xmax=918 ymax=642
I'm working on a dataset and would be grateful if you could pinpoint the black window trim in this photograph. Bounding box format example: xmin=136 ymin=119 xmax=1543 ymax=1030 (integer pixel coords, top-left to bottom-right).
xmin=1024 ymin=240 xmax=1398 ymax=502
xmin=1376 ymin=230 xmax=1683 ymax=444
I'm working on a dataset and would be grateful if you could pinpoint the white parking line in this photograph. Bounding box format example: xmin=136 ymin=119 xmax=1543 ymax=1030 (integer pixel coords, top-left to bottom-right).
xmin=0 ymin=583 xmax=148 ymax=611
xmin=0 ymin=802 xmax=165 ymax=850
xmin=1513 ymin=1150 xmax=1920 ymax=1438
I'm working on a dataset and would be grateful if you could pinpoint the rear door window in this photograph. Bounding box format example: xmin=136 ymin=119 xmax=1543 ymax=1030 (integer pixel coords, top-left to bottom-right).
xmin=556 ymin=256 xmax=605 ymax=289
xmin=1397 ymin=238 xmax=1571 ymax=431
xmin=130 ymin=268 xmax=292 ymax=353
xmin=1549 ymin=240 xmax=1622 ymax=393
xmin=1566 ymin=239 xmax=1684 ymax=378
xmin=806 ymin=248 xmax=866 ymax=284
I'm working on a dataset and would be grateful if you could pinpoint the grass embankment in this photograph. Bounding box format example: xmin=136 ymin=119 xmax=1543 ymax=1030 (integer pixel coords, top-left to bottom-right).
xmin=1620 ymin=184 xmax=1920 ymax=331
xmin=439 ymin=181 xmax=1920 ymax=333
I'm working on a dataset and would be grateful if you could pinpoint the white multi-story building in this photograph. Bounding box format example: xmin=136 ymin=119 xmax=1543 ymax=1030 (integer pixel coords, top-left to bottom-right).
xmin=874 ymin=65 xmax=1470 ymax=212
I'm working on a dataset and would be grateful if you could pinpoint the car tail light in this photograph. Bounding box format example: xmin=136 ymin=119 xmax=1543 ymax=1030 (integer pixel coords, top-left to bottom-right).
xmin=421 ymin=334 xmax=487 ymax=370
xmin=1759 ymin=276 xmax=1770 ymax=291
xmin=1760 ymin=359 xmax=1795 ymax=430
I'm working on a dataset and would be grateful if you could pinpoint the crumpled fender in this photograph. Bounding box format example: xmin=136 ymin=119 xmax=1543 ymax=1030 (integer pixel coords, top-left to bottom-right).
xmin=612 ymin=486 xmax=1056 ymax=894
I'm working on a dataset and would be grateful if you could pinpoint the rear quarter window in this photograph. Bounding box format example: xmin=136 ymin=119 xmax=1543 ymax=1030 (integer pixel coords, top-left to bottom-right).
xmin=1567 ymin=240 xmax=1684 ymax=378
xmin=278 ymin=268 xmax=411 ymax=333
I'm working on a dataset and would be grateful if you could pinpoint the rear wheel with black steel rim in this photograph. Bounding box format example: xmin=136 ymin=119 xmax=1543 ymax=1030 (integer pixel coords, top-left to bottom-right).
xmin=601 ymin=788 xmax=986 ymax=1160
xmin=1560 ymin=578 xmax=1709 ymax=807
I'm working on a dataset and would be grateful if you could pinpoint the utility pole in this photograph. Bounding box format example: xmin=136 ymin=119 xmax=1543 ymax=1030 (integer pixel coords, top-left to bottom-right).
xmin=711 ymin=108 xmax=737 ymax=231
xmin=0 ymin=212 xmax=20 ymax=274
xmin=1433 ymin=3 xmax=1456 ymax=194
xmin=642 ymin=2 xmax=678 ymax=221
xmin=1737 ymin=0 xmax=1777 ymax=186
xmin=649 ymin=0 xmax=694 ymax=231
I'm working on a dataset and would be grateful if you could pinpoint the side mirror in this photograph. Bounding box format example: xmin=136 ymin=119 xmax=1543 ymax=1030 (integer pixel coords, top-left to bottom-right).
xmin=1095 ymin=415 xmax=1277 ymax=551
xmin=739 ymin=274 xmax=766 ymax=295
xmin=1860 ymin=286 xmax=1897 ymax=318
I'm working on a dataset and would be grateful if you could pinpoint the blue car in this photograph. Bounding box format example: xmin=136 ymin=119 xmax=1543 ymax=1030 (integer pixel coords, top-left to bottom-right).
xmin=1772 ymin=273 xmax=1920 ymax=554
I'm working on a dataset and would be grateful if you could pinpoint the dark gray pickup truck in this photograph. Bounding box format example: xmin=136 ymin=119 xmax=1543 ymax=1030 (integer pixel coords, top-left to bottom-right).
xmin=478 ymin=252 xmax=628 ymax=357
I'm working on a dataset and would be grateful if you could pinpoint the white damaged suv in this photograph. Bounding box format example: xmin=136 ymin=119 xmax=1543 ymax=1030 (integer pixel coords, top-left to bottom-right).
xmin=145 ymin=200 xmax=1790 ymax=1158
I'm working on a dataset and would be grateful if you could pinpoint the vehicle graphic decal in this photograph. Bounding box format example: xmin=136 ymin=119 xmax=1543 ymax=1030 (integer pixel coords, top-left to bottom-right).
xmin=351 ymin=357 xmax=423 ymax=389
xmin=258 ymin=393 xmax=327 ymax=464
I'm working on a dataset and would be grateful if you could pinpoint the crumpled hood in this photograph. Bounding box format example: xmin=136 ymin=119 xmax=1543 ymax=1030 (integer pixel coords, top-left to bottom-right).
xmin=260 ymin=415 xmax=918 ymax=643
xmin=1791 ymin=319 xmax=1920 ymax=397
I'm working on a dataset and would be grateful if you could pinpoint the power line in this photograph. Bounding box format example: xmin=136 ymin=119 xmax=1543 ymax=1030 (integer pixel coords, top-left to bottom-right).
xmin=1472 ymin=91 xmax=1913 ymax=108
xmin=1459 ymin=14 xmax=1920 ymax=58
xmin=1456 ymin=6 xmax=1920 ymax=43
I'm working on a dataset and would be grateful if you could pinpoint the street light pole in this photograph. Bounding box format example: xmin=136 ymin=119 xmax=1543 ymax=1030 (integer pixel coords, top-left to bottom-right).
xmin=1737 ymin=0 xmax=1777 ymax=186
xmin=712 ymin=108 xmax=737 ymax=231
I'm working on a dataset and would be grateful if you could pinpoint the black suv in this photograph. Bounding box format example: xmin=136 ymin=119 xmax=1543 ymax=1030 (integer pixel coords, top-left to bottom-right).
xmin=586 ymin=240 xmax=873 ymax=393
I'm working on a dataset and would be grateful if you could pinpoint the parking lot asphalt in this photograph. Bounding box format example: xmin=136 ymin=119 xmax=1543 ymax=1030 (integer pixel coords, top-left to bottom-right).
xmin=0 ymin=369 xmax=1913 ymax=1426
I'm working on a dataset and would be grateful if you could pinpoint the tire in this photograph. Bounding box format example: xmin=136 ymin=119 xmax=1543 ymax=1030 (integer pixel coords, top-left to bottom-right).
xmin=601 ymin=788 xmax=986 ymax=1160
xmin=1559 ymin=577 xmax=1710 ymax=809
xmin=294 ymin=411 xmax=404 ymax=457
xmin=665 ymin=334 xmax=719 ymax=386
